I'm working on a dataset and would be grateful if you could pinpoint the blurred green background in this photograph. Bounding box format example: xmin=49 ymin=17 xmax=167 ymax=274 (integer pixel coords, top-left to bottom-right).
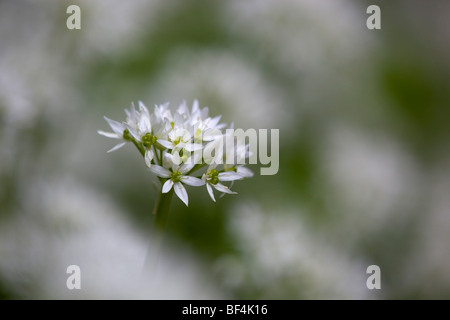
xmin=1 ymin=0 xmax=449 ymax=299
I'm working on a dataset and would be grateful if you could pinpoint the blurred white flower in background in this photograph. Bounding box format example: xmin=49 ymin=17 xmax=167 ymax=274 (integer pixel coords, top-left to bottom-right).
xmin=0 ymin=178 xmax=222 ymax=299
xmin=0 ymin=2 xmax=76 ymax=127
xmin=319 ymin=124 xmax=422 ymax=244
xmin=222 ymin=0 xmax=372 ymax=114
xmin=220 ymin=202 xmax=373 ymax=299
xmin=72 ymin=0 xmax=167 ymax=58
xmin=150 ymin=49 xmax=291 ymax=129
xmin=405 ymin=163 xmax=450 ymax=298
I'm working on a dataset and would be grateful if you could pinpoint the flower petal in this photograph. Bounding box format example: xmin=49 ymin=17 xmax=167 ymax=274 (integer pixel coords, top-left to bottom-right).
xmin=149 ymin=165 xmax=171 ymax=178
xmin=174 ymin=182 xmax=189 ymax=206
xmin=125 ymin=102 xmax=137 ymax=121
xmin=124 ymin=124 xmax=140 ymax=141
xmin=191 ymin=149 xmax=203 ymax=165
xmin=145 ymin=148 xmax=155 ymax=168
xmin=107 ymin=142 xmax=126 ymax=153
xmin=171 ymin=152 xmax=182 ymax=168
xmin=139 ymin=101 xmax=150 ymax=116
xmin=162 ymin=152 xmax=174 ymax=169
xmin=104 ymin=117 xmax=125 ymax=135
xmin=184 ymin=143 xmax=203 ymax=152
xmin=218 ymin=172 xmax=243 ymax=181
xmin=179 ymin=161 xmax=195 ymax=174
xmin=174 ymin=112 xmax=185 ymax=126
xmin=177 ymin=100 xmax=189 ymax=115
xmin=97 ymin=130 xmax=120 ymax=139
xmin=181 ymin=176 xmax=205 ymax=187
xmin=213 ymin=183 xmax=237 ymax=194
xmin=201 ymin=107 xmax=209 ymax=120
xmin=219 ymin=181 xmax=234 ymax=199
xmin=191 ymin=99 xmax=199 ymax=114
xmin=203 ymin=140 xmax=224 ymax=164
xmin=162 ymin=179 xmax=174 ymax=193
xmin=215 ymin=123 xmax=227 ymax=130
xmin=138 ymin=113 xmax=151 ymax=134
xmin=237 ymin=166 xmax=254 ymax=178
xmin=157 ymin=139 xmax=173 ymax=149
xmin=208 ymin=115 xmax=222 ymax=128
xmin=202 ymin=128 xmax=223 ymax=141
xmin=206 ymin=183 xmax=216 ymax=202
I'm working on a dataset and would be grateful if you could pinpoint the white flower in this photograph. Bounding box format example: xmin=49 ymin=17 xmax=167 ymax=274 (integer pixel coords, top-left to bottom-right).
xmin=165 ymin=127 xmax=202 ymax=165
xmin=202 ymin=163 xmax=242 ymax=202
xmin=227 ymin=164 xmax=254 ymax=179
xmin=167 ymin=128 xmax=201 ymax=151
xmin=188 ymin=101 xmax=227 ymax=144
xmin=97 ymin=116 xmax=127 ymax=153
xmin=125 ymin=102 xmax=172 ymax=167
xmin=150 ymin=159 xmax=205 ymax=206
xmin=123 ymin=102 xmax=140 ymax=133
xmin=153 ymin=102 xmax=171 ymax=123
xmin=97 ymin=102 xmax=143 ymax=153
xmin=99 ymin=99 xmax=254 ymax=206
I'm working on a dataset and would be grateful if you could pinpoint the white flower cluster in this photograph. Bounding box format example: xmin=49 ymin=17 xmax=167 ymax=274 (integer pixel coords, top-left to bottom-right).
xmin=98 ymin=100 xmax=253 ymax=206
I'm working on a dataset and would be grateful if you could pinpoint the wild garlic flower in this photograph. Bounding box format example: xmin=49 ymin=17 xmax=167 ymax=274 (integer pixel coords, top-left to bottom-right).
xmin=98 ymin=100 xmax=253 ymax=206
xmin=202 ymin=163 xmax=241 ymax=202
xmin=149 ymin=155 xmax=204 ymax=206
xmin=97 ymin=117 xmax=128 ymax=153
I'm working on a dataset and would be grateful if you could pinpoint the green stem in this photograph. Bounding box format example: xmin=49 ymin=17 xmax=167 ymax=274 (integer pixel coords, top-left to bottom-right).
xmin=144 ymin=188 xmax=174 ymax=275
xmin=153 ymin=188 xmax=174 ymax=231
xmin=154 ymin=147 xmax=162 ymax=166
xmin=132 ymin=139 xmax=145 ymax=157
